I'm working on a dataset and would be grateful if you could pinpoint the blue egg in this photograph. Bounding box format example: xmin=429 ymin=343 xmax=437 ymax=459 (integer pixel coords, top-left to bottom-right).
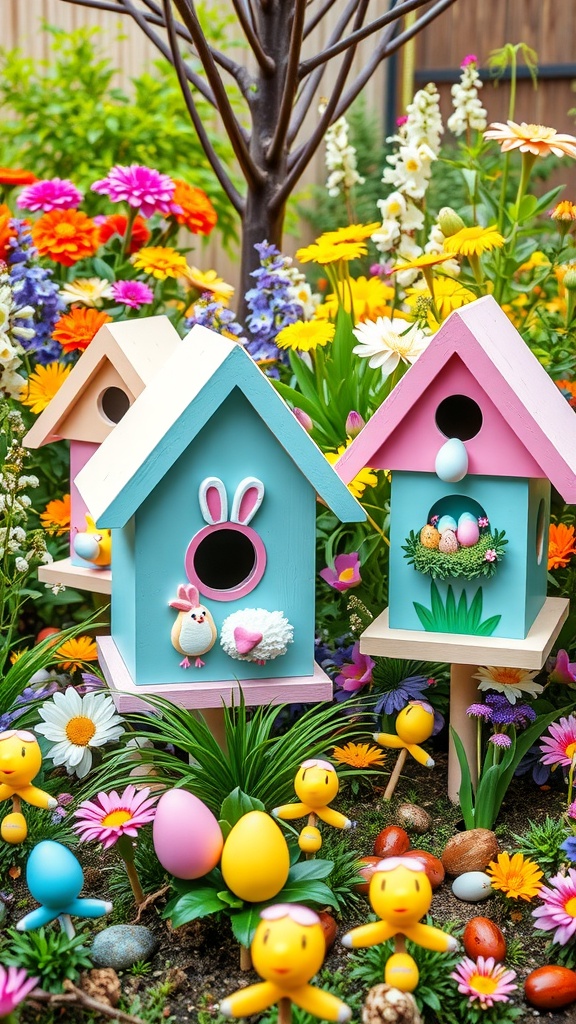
xmin=458 ymin=512 xmax=477 ymax=526
xmin=26 ymin=841 xmax=83 ymax=909
xmin=437 ymin=515 xmax=457 ymax=534
xmin=435 ymin=437 xmax=468 ymax=482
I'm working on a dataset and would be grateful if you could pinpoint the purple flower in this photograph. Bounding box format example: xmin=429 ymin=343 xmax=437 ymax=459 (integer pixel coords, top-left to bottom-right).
xmin=185 ymin=297 xmax=243 ymax=340
xmin=467 ymin=702 xmax=493 ymax=720
xmin=111 ymin=280 xmax=154 ymax=309
xmin=16 ymin=177 xmax=83 ymax=212
xmin=335 ymin=642 xmax=375 ymax=693
xmin=515 ymin=744 xmax=553 ymax=785
xmin=0 ymin=966 xmax=38 ymax=1016
xmin=244 ymin=241 xmax=304 ymax=366
xmin=489 ymin=732 xmax=512 ymax=747
xmin=374 ymin=674 xmax=431 ymax=716
xmin=91 ymin=164 xmax=181 ymax=219
xmin=293 ymin=408 xmax=313 ymax=432
xmin=7 ymin=218 xmax=64 ymax=363
xmin=319 ymin=552 xmax=361 ymax=592
xmin=548 ymin=649 xmax=576 ymax=685
xmin=561 ymin=836 xmax=576 ymax=860
xmin=345 ymin=411 xmax=365 ymax=438
xmin=485 ymin=693 xmax=536 ymax=728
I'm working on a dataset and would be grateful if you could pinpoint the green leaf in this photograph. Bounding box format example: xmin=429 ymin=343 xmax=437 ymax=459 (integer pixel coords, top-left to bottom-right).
xmin=163 ymin=887 xmax=227 ymax=928
xmin=91 ymin=256 xmax=115 ymax=281
xmin=285 ymin=858 xmax=334 ymax=882
xmin=216 ymin=890 xmax=244 ymax=909
xmin=276 ymin=879 xmax=336 ymax=907
xmin=477 ymin=614 xmax=501 ymax=636
xmin=413 ymin=601 xmax=435 ymax=630
xmin=219 ymin=788 xmax=265 ymax=829
xmin=450 ymin=727 xmax=475 ymax=829
xmin=231 ymin=905 xmax=262 ymax=948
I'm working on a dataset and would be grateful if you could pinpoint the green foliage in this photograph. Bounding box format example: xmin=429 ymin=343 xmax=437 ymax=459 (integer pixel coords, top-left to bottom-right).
xmin=403 ymin=530 xmax=507 ymax=581
xmin=309 ymin=832 xmax=367 ymax=915
xmin=121 ymin=978 xmax=177 ymax=1023
xmin=1 ymin=925 xmax=92 ymax=993
xmin=414 ymin=582 xmax=501 ymax=636
xmin=258 ymin=967 xmax=362 ymax=1024
xmin=512 ymin=815 xmax=571 ymax=876
xmin=107 ymin=826 xmax=169 ymax=920
xmin=541 ymin=934 xmax=576 ymax=969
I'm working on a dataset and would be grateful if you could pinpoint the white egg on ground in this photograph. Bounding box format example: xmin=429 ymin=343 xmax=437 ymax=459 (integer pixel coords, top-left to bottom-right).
xmin=451 ymin=871 xmax=494 ymax=902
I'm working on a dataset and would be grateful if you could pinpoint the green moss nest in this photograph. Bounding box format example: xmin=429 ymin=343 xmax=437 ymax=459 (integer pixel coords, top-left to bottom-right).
xmin=403 ymin=529 xmax=507 ymax=580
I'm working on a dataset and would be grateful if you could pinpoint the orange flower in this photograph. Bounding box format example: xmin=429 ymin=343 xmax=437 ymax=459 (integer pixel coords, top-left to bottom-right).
xmin=98 ymin=213 xmax=150 ymax=253
xmin=56 ymin=635 xmax=99 ymax=671
xmin=0 ymin=203 xmax=15 ymax=262
xmin=484 ymin=121 xmax=576 ymax=160
xmin=548 ymin=522 xmax=576 ymax=571
xmin=551 ymin=201 xmax=576 ymax=222
xmin=40 ymin=494 xmax=71 ymax=535
xmin=556 ymin=380 xmax=576 ymax=408
xmin=172 ymin=180 xmax=217 ymax=235
xmin=0 ymin=167 xmax=38 ymax=187
xmin=53 ymin=308 xmax=112 ymax=354
xmin=32 ymin=209 xmax=100 ymax=266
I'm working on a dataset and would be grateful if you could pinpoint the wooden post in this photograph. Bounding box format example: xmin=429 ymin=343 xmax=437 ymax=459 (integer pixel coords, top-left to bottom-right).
xmin=383 ymin=749 xmax=407 ymax=801
xmin=278 ymin=997 xmax=292 ymax=1024
xmin=447 ymin=663 xmax=480 ymax=804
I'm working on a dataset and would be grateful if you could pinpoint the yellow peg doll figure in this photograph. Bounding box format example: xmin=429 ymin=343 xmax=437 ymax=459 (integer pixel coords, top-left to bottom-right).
xmin=220 ymin=903 xmax=351 ymax=1022
xmin=342 ymin=857 xmax=458 ymax=992
xmin=374 ymin=700 xmax=436 ymax=800
xmin=272 ymin=759 xmax=351 ymax=852
xmin=0 ymin=731 xmax=58 ymax=843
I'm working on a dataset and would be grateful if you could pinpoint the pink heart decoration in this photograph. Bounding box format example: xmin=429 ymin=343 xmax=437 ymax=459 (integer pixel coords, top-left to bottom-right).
xmin=234 ymin=626 xmax=263 ymax=654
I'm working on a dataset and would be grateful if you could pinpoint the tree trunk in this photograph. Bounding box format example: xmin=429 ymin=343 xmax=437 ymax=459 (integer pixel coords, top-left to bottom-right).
xmin=238 ymin=189 xmax=285 ymax=322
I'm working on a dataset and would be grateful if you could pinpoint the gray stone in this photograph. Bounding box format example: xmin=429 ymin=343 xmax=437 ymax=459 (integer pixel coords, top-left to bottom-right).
xmin=91 ymin=925 xmax=158 ymax=971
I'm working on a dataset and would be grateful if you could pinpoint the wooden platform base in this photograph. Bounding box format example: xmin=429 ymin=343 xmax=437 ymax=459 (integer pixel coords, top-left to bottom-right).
xmin=97 ymin=635 xmax=333 ymax=712
xmin=39 ymin=558 xmax=112 ymax=596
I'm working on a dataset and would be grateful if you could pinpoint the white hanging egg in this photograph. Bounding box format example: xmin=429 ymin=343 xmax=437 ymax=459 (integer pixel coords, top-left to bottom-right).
xmin=451 ymin=871 xmax=494 ymax=902
xmin=457 ymin=518 xmax=480 ymax=547
xmin=437 ymin=515 xmax=457 ymax=535
xmin=435 ymin=438 xmax=468 ymax=482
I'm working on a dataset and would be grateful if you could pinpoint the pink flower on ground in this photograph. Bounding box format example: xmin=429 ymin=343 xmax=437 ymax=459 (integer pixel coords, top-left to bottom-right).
xmin=91 ymin=165 xmax=181 ymax=219
xmin=451 ymin=956 xmax=517 ymax=1009
xmin=532 ymin=868 xmax=576 ymax=944
xmin=74 ymin=784 xmax=158 ymax=849
xmin=540 ymin=714 xmax=576 ymax=767
xmin=0 ymin=966 xmax=39 ymax=1016
xmin=111 ymin=280 xmax=154 ymax=310
xmin=16 ymin=177 xmax=83 ymax=212
xmin=484 ymin=549 xmax=497 ymax=562
xmin=548 ymin=649 xmax=576 ymax=684
xmin=335 ymin=642 xmax=375 ymax=693
xmin=319 ymin=552 xmax=361 ymax=592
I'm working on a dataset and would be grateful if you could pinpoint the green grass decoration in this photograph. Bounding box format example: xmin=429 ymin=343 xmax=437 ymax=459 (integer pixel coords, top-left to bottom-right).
xmin=403 ymin=529 xmax=507 ymax=580
xmin=413 ymin=582 xmax=501 ymax=635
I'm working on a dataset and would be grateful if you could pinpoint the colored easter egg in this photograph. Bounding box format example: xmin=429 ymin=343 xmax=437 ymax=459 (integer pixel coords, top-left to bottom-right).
xmin=459 ymin=512 xmax=477 ymax=524
xmin=318 ymin=911 xmax=338 ymax=949
xmin=1 ymin=811 xmax=28 ymax=845
xmin=438 ymin=529 xmax=458 ymax=553
xmin=26 ymin=841 xmax=84 ymax=908
xmin=442 ymin=829 xmax=499 ymax=876
xmin=404 ymin=850 xmax=445 ymax=890
xmin=373 ymin=825 xmax=410 ymax=858
xmin=385 ymin=952 xmax=419 ymax=992
xmin=525 ymin=965 xmax=576 ymax=1010
xmin=354 ymin=856 xmax=382 ymax=894
xmin=435 ymin=437 xmax=469 ymax=482
xmin=451 ymin=871 xmax=494 ymax=902
xmin=420 ymin=525 xmax=440 ymax=549
xmin=221 ymin=811 xmax=290 ymax=902
xmin=463 ymin=917 xmax=506 ymax=960
xmin=456 ymin=518 xmax=480 ymax=547
xmin=298 ymin=825 xmax=322 ymax=854
xmin=153 ymin=789 xmax=223 ymax=880
xmin=437 ymin=515 xmax=457 ymax=534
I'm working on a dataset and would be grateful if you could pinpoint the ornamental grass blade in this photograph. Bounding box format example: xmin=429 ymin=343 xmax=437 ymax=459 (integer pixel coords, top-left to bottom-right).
xmin=450 ymin=727 xmax=475 ymax=829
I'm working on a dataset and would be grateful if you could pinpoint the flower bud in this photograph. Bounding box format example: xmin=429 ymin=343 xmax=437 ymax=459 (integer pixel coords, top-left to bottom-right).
xmin=564 ymin=269 xmax=576 ymax=292
xmin=345 ymin=411 xmax=365 ymax=438
xmin=293 ymin=407 xmax=313 ymax=432
xmin=438 ymin=207 xmax=466 ymax=237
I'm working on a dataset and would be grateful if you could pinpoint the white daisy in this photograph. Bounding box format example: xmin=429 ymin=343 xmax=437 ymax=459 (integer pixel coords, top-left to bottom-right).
xmin=352 ymin=316 xmax=429 ymax=380
xmin=35 ymin=687 xmax=124 ymax=778
xmin=59 ymin=278 xmax=113 ymax=307
xmin=473 ymin=666 xmax=544 ymax=704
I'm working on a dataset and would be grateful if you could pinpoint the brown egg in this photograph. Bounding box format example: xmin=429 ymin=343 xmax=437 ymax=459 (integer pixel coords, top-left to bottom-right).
xmin=441 ymin=829 xmax=499 ymax=876
xmin=463 ymin=917 xmax=506 ymax=961
xmin=438 ymin=528 xmax=458 ymax=553
xmin=525 ymin=965 xmax=576 ymax=1010
xmin=354 ymin=856 xmax=382 ymax=895
xmin=404 ymin=849 xmax=445 ymax=890
xmin=420 ymin=525 xmax=440 ymax=549
xmin=318 ymin=910 xmax=338 ymax=949
xmin=373 ymin=825 xmax=411 ymax=859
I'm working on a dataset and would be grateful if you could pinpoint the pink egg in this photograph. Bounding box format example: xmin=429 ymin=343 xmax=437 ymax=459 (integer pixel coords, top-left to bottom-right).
xmin=456 ymin=519 xmax=480 ymax=547
xmin=153 ymin=788 xmax=223 ymax=879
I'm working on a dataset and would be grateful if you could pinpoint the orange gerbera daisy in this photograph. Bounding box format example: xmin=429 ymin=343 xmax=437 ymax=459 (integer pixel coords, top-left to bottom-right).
xmin=172 ymin=180 xmax=218 ymax=236
xmin=20 ymin=362 xmax=72 ymax=413
xmin=0 ymin=167 xmax=38 ymax=187
xmin=0 ymin=203 xmax=15 ymax=262
xmin=40 ymin=494 xmax=71 ymax=535
xmin=98 ymin=213 xmax=150 ymax=253
xmin=52 ymin=308 xmax=112 ymax=354
xmin=32 ymin=209 xmax=100 ymax=266
xmin=56 ymin=635 xmax=99 ymax=671
xmin=484 ymin=121 xmax=576 ymax=160
xmin=548 ymin=522 xmax=576 ymax=570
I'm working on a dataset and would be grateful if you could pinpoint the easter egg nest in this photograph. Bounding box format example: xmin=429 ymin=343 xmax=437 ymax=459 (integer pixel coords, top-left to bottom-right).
xmin=402 ymin=528 xmax=507 ymax=580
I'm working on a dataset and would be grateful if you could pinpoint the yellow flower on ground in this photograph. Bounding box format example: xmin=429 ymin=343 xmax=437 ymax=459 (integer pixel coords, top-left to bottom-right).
xmin=326 ymin=443 xmax=378 ymax=499
xmin=182 ymin=265 xmax=235 ymax=305
xmin=332 ymin=742 xmax=386 ymax=768
xmin=56 ymin=636 xmax=99 ymax=671
xmin=487 ymin=851 xmax=543 ymax=901
xmin=40 ymin=494 xmax=71 ymax=535
xmin=60 ymin=278 xmax=114 ymax=307
xmin=405 ymin=277 xmax=476 ymax=326
xmin=321 ymin=222 xmax=381 ymax=245
xmin=296 ymin=239 xmax=368 ymax=265
xmin=473 ymin=665 xmax=544 ymax=703
xmin=132 ymin=246 xmax=188 ymax=280
xmin=443 ymin=225 xmax=505 ymax=258
xmin=20 ymin=362 xmax=72 ymax=414
xmin=276 ymin=320 xmax=335 ymax=352
xmin=315 ymin=276 xmax=395 ymax=323
xmin=484 ymin=120 xmax=576 ymax=160
xmin=392 ymin=252 xmax=454 ymax=273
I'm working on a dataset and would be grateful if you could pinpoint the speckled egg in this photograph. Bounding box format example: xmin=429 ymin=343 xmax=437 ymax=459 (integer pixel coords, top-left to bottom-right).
xmin=438 ymin=529 xmax=459 ymax=554
xmin=420 ymin=525 xmax=440 ymax=549
xmin=456 ymin=518 xmax=480 ymax=547
xmin=437 ymin=515 xmax=457 ymax=534
xmin=451 ymin=871 xmax=494 ymax=902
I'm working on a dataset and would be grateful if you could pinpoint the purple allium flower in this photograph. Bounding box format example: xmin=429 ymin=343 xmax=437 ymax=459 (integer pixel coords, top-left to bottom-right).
xmin=561 ymin=836 xmax=576 ymax=860
xmin=374 ymin=674 xmax=431 ymax=716
xmin=345 ymin=411 xmax=365 ymax=438
xmin=467 ymin=702 xmax=492 ymax=720
xmin=17 ymin=177 xmax=83 ymax=212
xmin=485 ymin=693 xmax=536 ymax=728
xmin=293 ymin=407 xmax=313 ymax=432
xmin=489 ymin=732 xmax=512 ymax=747
xmin=111 ymin=280 xmax=154 ymax=309
xmin=91 ymin=164 xmax=180 ymax=219
xmin=0 ymin=966 xmax=39 ymax=1016
xmin=319 ymin=552 xmax=361 ymax=592
xmin=532 ymin=868 xmax=576 ymax=944
xmin=335 ymin=642 xmax=375 ymax=693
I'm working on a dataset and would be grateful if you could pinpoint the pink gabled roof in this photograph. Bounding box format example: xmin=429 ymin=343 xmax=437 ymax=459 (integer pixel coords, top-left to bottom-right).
xmin=336 ymin=295 xmax=576 ymax=502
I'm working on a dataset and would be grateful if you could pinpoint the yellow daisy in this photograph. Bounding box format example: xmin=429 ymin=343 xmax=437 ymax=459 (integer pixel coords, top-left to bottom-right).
xmin=296 ymin=239 xmax=368 ymax=265
xmin=182 ymin=265 xmax=235 ymax=305
xmin=405 ymin=277 xmax=476 ymax=327
xmin=132 ymin=246 xmax=188 ymax=280
xmin=443 ymin=225 xmax=505 ymax=258
xmin=40 ymin=494 xmax=71 ymax=535
xmin=20 ymin=362 xmax=72 ymax=414
xmin=56 ymin=636 xmax=99 ymax=671
xmin=315 ymin=276 xmax=395 ymax=323
xmin=276 ymin=320 xmax=335 ymax=352
xmin=332 ymin=742 xmax=386 ymax=768
xmin=392 ymin=252 xmax=454 ymax=273
xmin=517 ymin=251 xmax=550 ymax=274
xmin=320 ymin=222 xmax=381 ymax=244
xmin=487 ymin=851 xmax=543 ymax=901
xmin=326 ymin=443 xmax=378 ymax=499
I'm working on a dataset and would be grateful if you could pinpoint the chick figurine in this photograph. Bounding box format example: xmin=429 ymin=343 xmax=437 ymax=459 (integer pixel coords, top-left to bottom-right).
xmin=341 ymin=857 xmax=458 ymax=992
xmin=272 ymin=759 xmax=351 ymax=851
xmin=375 ymin=701 xmax=436 ymax=801
xmin=220 ymin=903 xmax=351 ymax=1022
xmin=0 ymin=730 xmax=57 ymax=844
xmin=169 ymin=583 xmax=217 ymax=668
xmin=73 ymin=514 xmax=112 ymax=568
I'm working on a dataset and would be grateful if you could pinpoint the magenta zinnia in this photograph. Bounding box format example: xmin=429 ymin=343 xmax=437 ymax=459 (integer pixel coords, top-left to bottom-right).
xmin=451 ymin=956 xmax=517 ymax=1009
xmin=91 ymin=164 xmax=180 ymax=218
xmin=17 ymin=177 xmax=83 ymax=212
xmin=0 ymin=966 xmax=39 ymax=1016
xmin=335 ymin=642 xmax=375 ymax=693
xmin=74 ymin=784 xmax=158 ymax=849
xmin=111 ymin=280 xmax=154 ymax=310
xmin=532 ymin=868 xmax=576 ymax=944
xmin=539 ymin=714 xmax=576 ymax=767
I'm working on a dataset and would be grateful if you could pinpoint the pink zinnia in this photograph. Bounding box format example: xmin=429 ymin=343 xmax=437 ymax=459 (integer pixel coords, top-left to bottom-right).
xmin=112 ymin=280 xmax=154 ymax=309
xmin=17 ymin=177 xmax=83 ymax=212
xmin=319 ymin=552 xmax=361 ymax=592
xmin=532 ymin=868 xmax=576 ymax=944
xmin=451 ymin=956 xmax=517 ymax=1009
xmin=73 ymin=784 xmax=158 ymax=849
xmin=540 ymin=714 xmax=576 ymax=767
xmin=0 ymin=966 xmax=39 ymax=1016
xmin=335 ymin=642 xmax=375 ymax=693
xmin=91 ymin=164 xmax=181 ymax=219
xmin=548 ymin=649 xmax=576 ymax=684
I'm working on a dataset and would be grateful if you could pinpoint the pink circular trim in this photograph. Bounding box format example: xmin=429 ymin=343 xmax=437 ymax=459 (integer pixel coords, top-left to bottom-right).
xmin=184 ymin=523 xmax=266 ymax=602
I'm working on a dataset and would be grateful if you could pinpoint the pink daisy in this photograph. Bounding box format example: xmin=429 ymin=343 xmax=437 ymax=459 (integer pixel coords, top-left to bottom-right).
xmin=539 ymin=714 xmax=576 ymax=766
xmin=111 ymin=280 xmax=154 ymax=310
xmin=0 ymin=966 xmax=39 ymax=1016
xmin=73 ymin=784 xmax=158 ymax=849
xmin=16 ymin=177 xmax=83 ymax=212
xmin=91 ymin=164 xmax=181 ymax=219
xmin=532 ymin=868 xmax=576 ymax=944
xmin=319 ymin=552 xmax=361 ymax=592
xmin=335 ymin=642 xmax=375 ymax=693
xmin=451 ymin=956 xmax=517 ymax=1009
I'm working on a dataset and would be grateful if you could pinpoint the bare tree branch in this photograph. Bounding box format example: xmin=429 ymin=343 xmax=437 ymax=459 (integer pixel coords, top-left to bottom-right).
xmin=266 ymin=0 xmax=307 ymax=165
xmin=303 ymin=0 xmax=339 ymax=40
xmin=231 ymin=0 xmax=275 ymax=74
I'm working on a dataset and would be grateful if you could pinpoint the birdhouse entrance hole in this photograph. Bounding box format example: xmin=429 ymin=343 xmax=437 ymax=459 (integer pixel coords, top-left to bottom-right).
xmin=185 ymin=523 xmax=267 ymax=601
xmin=98 ymin=386 xmax=131 ymax=424
xmin=435 ymin=394 xmax=482 ymax=441
xmin=535 ymin=498 xmax=546 ymax=565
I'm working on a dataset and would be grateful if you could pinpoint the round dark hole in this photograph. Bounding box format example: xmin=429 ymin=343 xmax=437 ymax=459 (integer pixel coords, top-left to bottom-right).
xmin=99 ymin=386 xmax=131 ymax=424
xmin=435 ymin=394 xmax=483 ymax=441
xmin=193 ymin=528 xmax=256 ymax=591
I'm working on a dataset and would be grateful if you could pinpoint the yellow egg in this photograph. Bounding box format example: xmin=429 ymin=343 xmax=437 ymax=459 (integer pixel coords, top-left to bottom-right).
xmin=1 ymin=811 xmax=28 ymax=844
xmin=385 ymin=952 xmax=419 ymax=992
xmin=298 ymin=825 xmax=322 ymax=853
xmin=221 ymin=810 xmax=290 ymax=902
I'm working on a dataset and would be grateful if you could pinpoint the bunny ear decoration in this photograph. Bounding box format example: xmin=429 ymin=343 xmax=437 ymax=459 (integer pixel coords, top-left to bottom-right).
xmin=169 ymin=583 xmax=200 ymax=611
xmin=199 ymin=477 xmax=228 ymax=525
xmin=231 ymin=477 xmax=265 ymax=526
